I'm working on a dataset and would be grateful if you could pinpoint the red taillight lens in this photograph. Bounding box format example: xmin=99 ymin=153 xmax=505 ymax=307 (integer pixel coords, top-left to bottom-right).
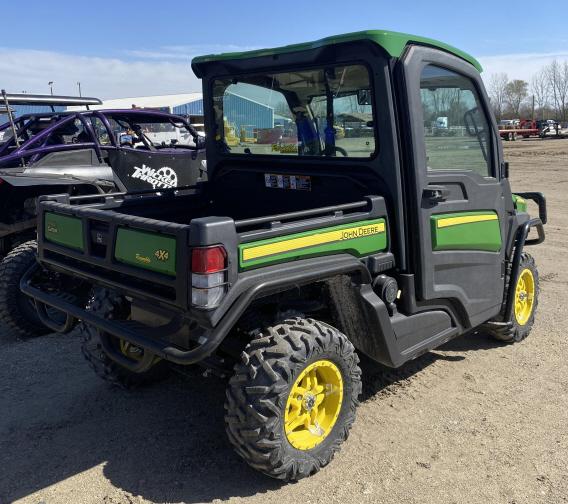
xmin=191 ymin=246 xmax=227 ymax=273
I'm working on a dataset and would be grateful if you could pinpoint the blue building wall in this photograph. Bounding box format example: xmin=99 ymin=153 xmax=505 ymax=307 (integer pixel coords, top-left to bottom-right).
xmin=173 ymin=93 xmax=273 ymax=134
xmin=223 ymin=93 xmax=273 ymax=132
xmin=173 ymin=100 xmax=204 ymax=116
xmin=8 ymin=105 xmax=65 ymax=118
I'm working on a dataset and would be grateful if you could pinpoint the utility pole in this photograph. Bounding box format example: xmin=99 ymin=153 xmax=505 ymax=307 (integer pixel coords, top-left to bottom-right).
xmin=531 ymin=95 xmax=535 ymax=121
xmin=77 ymin=81 xmax=82 ymax=97
xmin=48 ymin=81 xmax=54 ymax=95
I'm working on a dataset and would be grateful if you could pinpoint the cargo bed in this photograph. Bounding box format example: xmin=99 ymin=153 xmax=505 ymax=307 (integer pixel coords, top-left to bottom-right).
xmin=35 ymin=184 xmax=389 ymax=312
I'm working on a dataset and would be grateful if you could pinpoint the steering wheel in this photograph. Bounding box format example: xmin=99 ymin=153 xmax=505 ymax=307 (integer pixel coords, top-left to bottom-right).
xmin=334 ymin=146 xmax=348 ymax=157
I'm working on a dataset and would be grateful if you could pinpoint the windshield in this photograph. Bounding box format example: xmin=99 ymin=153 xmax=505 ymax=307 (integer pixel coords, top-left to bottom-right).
xmin=0 ymin=124 xmax=13 ymax=143
xmin=94 ymin=117 xmax=197 ymax=148
xmin=137 ymin=121 xmax=195 ymax=146
xmin=212 ymin=64 xmax=376 ymax=157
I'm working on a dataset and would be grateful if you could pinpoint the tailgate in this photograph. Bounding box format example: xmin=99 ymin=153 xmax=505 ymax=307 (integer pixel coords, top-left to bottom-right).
xmin=39 ymin=199 xmax=190 ymax=308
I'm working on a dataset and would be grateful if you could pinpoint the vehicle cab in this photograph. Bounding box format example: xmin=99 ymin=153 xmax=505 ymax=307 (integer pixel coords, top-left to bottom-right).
xmin=192 ymin=30 xmax=541 ymax=338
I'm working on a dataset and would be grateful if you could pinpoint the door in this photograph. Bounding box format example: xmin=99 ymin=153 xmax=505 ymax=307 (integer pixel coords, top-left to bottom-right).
xmin=402 ymin=46 xmax=508 ymax=327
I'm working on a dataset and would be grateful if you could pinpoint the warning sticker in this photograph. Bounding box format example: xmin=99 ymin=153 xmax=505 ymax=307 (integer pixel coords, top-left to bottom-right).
xmin=264 ymin=174 xmax=311 ymax=191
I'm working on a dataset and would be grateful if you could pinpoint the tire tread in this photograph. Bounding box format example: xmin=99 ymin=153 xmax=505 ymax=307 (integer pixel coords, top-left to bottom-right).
xmin=224 ymin=317 xmax=361 ymax=481
xmin=0 ymin=240 xmax=49 ymax=339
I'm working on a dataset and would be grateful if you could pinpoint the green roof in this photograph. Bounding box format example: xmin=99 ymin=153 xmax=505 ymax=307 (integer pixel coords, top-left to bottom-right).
xmin=191 ymin=30 xmax=482 ymax=74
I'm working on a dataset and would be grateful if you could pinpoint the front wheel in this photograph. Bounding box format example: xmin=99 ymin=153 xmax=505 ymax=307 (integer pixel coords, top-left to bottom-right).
xmin=224 ymin=317 xmax=361 ymax=481
xmin=485 ymin=252 xmax=539 ymax=343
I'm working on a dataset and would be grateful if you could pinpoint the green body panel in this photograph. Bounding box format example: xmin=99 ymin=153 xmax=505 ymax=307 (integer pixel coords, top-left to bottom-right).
xmin=239 ymin=218 xmax=387 ymax=270
xmin=192 ymin=30 xmax=482 ymax=74
xmin=431 ymin=211 xmax=501 ymax=252
xmin=512 ymin=194 xmax=528 ymax=213
xmin=44 ymin=212 xmax=84 ymax=251
xmin=114 ymin=228 xmax=177 ymax=276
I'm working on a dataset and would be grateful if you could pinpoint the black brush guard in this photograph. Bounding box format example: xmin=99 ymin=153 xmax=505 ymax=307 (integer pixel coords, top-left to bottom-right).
xmin=501 ymin=191 xmax=546 ymax=323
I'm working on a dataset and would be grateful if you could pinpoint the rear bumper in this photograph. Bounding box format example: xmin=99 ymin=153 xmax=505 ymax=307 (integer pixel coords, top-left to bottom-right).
xmin=21 ymin=254 xmax=373 ymax=369
xmin=20 ymin=263 xmax=224 ymax=368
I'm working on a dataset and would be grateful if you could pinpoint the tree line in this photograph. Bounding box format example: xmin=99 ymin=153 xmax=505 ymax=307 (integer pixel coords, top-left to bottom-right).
xmin=487 ymin=60 xmax=568 ymax=122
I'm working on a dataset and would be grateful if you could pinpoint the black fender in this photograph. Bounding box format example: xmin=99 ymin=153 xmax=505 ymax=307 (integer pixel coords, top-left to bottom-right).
xmin=503 ymin=217 xmax=545 ymax=322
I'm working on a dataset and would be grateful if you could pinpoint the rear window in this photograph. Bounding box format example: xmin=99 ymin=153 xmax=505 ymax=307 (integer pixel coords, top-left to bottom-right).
xmin=211 ymin=64 xmax=376 ymax=158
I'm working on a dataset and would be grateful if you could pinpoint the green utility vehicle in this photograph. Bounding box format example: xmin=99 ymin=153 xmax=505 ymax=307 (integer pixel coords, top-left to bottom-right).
xmin=22 ymin=30 xmax=546 ymax=480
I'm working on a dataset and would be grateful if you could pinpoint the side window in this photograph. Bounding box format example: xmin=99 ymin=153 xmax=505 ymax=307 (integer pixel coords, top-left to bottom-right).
xmin=420 ymin=65 xmax=492 ymax=176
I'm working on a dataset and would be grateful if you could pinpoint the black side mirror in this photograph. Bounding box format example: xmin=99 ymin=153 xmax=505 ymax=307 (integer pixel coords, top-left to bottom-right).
xmin=357 ymin=89 xmax=372 ymax=106
xmin=464 ymin=107 xmax=483 ymax=136
xmin=196 ymin=135 xmax=205 ymax=149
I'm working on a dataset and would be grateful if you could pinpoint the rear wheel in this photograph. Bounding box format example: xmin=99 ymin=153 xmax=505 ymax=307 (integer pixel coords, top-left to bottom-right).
xmin=0 ymin=240 xmax=51 ymax=339
xmin=80 ymin=288 xmax=169 ymax=388
xmin=224 ymin=317 xmax=361 ymax=480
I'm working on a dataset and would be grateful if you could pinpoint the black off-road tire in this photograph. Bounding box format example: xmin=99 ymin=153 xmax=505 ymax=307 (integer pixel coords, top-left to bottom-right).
xmin=225 ymin=317 xmax=362 ymax=481
xmin=80 ymin=288 xmax=169 ymax=388
xmin=0 ymin=240 xmax=51 ymax=339
xmin=1 ymin=231 xmax=36 ymax=259
xmin=484 ymin=252 xmax=539 ymax=343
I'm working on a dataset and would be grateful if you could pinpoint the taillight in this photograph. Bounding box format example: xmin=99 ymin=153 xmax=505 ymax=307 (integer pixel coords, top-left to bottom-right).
xmin=191 ymin=246 xmax=227 ymax=308
xmin=191 ymin=246 xmax=226 ymax=273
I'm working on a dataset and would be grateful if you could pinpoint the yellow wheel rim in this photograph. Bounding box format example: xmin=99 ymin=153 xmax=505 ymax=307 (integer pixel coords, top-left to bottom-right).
xmin=119 ymin=339 xmax=144 ymax=361
xmin=284 ymin=359 xmax=344 ymax=451
xmin=117 ymin=313 xmax=146 ymax=363
xmin=514 ymin=268 xmax=535 ymax=326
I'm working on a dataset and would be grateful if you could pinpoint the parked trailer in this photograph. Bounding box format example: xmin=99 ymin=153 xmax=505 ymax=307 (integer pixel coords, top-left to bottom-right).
xmin=498 ymin=119 xmax=540 ymax=141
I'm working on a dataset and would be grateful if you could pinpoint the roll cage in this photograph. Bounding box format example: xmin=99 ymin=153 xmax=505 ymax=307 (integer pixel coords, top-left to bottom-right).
xmin=0 ymin=109 xmax=202 ymax=168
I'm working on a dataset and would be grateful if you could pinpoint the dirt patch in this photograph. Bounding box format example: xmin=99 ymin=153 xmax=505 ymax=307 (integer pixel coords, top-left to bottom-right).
xmin=1 ymin=139 xmax=567 ymax=504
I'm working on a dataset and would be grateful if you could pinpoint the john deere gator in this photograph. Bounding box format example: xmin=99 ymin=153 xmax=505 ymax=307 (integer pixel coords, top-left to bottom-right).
xmin=21 ymin=30 xmax=546 ymax=480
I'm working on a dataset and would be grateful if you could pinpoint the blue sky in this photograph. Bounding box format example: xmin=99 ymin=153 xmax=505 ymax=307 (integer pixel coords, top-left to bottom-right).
xmin=1 ymin=0 xmax=566 ymax=98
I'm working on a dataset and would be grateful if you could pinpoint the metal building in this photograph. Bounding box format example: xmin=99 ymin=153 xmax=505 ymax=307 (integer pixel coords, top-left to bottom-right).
xmin=69 ymin=93 xmax=274 ymax=135
xmin=6 ymin=104 xmax=65 ymax=118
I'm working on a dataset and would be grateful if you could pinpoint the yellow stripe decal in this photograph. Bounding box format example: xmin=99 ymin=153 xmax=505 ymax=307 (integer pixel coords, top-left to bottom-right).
xmin=242 ymin=222 xmax=385 ymax=261
xmin=436 ymin=214 xmax=498 ymax=229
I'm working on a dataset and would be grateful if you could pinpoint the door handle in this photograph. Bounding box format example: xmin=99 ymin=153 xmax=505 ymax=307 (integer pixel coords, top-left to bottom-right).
xmin=423 ymin=185 xmax=450 ymax=202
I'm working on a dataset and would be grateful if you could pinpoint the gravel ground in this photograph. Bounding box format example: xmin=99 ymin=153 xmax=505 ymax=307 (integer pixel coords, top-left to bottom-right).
xmin=1 ymin=138 xmax=567 ymax=504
